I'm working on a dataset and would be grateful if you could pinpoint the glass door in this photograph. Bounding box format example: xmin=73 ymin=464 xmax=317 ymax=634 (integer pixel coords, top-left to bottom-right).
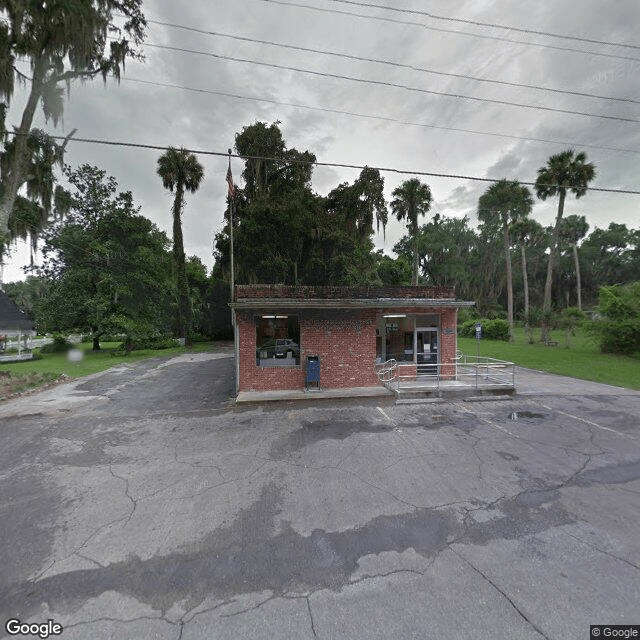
xmin=416 ymin=327 xmax=438 ymax=375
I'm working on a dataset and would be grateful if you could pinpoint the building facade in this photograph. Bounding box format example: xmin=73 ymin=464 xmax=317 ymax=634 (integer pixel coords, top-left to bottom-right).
xmin=230 ymin=285 xmax=474 ymax=393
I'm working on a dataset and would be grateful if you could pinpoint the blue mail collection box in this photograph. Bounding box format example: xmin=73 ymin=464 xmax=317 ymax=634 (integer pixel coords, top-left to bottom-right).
xmin=305 ymin=356 xmax=321 ymax=390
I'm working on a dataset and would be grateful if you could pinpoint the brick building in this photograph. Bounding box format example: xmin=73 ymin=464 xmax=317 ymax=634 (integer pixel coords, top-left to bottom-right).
xmin=230 ymin=285 xmax=474 ymax=394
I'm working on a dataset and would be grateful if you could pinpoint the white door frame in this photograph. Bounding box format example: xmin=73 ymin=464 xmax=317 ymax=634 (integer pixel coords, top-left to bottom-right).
xmin=415 ymin=326 xmax=439 ymax=366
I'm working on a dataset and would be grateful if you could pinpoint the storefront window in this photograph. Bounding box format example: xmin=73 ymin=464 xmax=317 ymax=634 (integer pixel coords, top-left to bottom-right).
xmin=382 ymin=315 xmax=414 ymax=362
xmin=377 ymin=314 xmax=440 ymax=365
xmin=255 ymin=315 xmax=300 ymax=366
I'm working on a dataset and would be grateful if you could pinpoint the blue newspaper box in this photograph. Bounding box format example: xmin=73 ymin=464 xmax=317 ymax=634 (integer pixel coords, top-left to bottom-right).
xmin=305 ymin=355 xmax=321 ymax=390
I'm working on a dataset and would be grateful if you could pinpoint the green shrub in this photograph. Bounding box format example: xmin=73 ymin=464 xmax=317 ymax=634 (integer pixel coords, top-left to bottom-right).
xmin=40 ymin=335 xmax=72 ymax=353
xmin=84 ymin=333 xmax=125 ymax=343
xmin=484 ymin=319 xmax=510 ymax=340
xmin=522 ymin=306 xmax=543 ymax=326
xmin=594 ymin=319 xmax=640 ymax=355
xmin=589 ymin=283 xmax=640 ymax=356
xmin=560 ymin=307 xmax=585 ymax=348
xmin=542 ymin=308 xmax=559 ymax=330
xmin=458 ymin=319 xmax=477 ymax=338
xmin=522 ymin=307 xmax=543 ymax=343
xmin=458 ymin=318 xmax=509 ymax=341
xmin=118 ymin=336 xmax=177 ymax=351
xmin=188 ymin=332 xmax=210 ymax=343
xmin=457 ymin=307 xmax=479 ymax=325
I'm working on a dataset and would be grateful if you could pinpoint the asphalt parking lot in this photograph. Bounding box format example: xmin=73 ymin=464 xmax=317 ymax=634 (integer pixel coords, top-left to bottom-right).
xmin=1 ymin=351 xmax=639 ymax=639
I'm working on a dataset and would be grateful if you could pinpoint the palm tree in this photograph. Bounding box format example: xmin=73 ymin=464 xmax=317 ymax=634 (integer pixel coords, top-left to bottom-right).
xmin=390 ymin=178 xmax=432 ymax=285
xmin=559 ymin=214 xmax=589 ymax=310
xmin=157 ymin=148 xmax=204 ymax=345
xmin=478 ymin=180 xmax=533 ymax=339
xmin=535 ymin=150 xmax=595 ymax=342
xmin=510 ymin=217 xmax=543 ymax=321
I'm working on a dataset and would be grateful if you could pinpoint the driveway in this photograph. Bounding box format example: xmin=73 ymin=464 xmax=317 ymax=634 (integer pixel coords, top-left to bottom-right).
xmin=1 ymin=354 xmax=639 ymax=640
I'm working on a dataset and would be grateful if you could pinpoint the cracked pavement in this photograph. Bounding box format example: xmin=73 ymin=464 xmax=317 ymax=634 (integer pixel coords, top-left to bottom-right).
xmin=1 ymin=351 xmax=639 ymax=639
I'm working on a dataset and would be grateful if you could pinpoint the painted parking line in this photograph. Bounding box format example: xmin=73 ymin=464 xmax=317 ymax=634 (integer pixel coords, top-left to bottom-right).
xmin=377 ymin=406 xmax=394 ymax=423
xmin=536 ymin=402 xmax=638 ymax=441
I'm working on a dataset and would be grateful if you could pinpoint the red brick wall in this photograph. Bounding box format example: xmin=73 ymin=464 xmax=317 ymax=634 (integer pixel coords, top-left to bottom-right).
xmin=397 ymin=363 xmax=417 ymax=382
xmin=301 ymin=310 xmax=378 ymax=389
xmin=440 ymin=308 xmax=458 ymax=379
xmin=237 ymin=309 xmax=378 ymax=391
xmin=236 ymin=306 xmax=460 ymax=392
xmin=237 ymin=312 xmax=304 ymax=391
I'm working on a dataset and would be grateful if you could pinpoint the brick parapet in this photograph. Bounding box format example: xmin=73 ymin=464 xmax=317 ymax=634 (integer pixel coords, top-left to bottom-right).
xmin=236 ymin=284 xmax=455 ymax=300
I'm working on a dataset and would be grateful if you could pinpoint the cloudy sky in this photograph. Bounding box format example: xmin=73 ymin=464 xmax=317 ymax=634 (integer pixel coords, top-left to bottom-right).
xmin=3 ymin=0 xmax=640 ymax=282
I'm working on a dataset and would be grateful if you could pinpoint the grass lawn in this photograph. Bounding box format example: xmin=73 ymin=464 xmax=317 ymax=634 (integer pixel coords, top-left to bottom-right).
xmin=458 ymin=326 xmax=640 ymax=391
xmin=0 ymin=340 xmax=232 ymax=400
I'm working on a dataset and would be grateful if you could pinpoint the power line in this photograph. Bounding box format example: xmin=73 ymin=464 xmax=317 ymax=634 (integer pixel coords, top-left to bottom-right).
xmin=144 ymin=42 xmax=640 ymax=125
xmin=257 ymin=0 xmax=640 ymax=65
xmin=146 ymin=20 xmax=640 ymax=107
xmin=122 ymin=76 xmax=640 ymax=156
xmin=6 ymin=130 xmax=639 ymax=195
xmin=322 ymin=0 xmax=640 ymax=51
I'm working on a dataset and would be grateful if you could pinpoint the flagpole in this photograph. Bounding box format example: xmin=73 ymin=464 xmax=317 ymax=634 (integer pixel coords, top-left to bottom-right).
xmin=227 ymin=149 xmax=239 ymax=396
xmin=228 ymin=149 xmax=235 ymax=304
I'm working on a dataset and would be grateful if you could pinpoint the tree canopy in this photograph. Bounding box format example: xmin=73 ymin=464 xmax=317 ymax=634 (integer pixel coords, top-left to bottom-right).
xmin=209 ymin=127 xmax=627 ymax=325
xmin=0 ymin=0 xmax=146 ymax=245
xmin=0 ymin=128 xmax=71 ymax=259
xmin=213 ymin=121 xmax=387 ymax=286
xmin=34 ymin=164 xmax=173 ymax=348
xmin=393 ymin=213 xmax=475 ymax=293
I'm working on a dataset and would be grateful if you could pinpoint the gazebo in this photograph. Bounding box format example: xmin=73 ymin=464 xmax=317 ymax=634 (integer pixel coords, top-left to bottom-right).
xmin=0 ymin=290 xmax=36 ymax=362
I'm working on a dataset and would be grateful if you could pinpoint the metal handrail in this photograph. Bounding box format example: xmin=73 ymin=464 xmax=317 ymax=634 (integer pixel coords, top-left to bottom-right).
xmin=455 ymin=353 xmax=514 ymax=366
xmin=374 ymin=358 xmax=398 ymax=383
xmin=374 ymin=354 xmax=515 ymax=394
xmin=390 ymin=355 xmax=515 ymax=393
xmin=396 ymin=362 xmax=439 ymax=392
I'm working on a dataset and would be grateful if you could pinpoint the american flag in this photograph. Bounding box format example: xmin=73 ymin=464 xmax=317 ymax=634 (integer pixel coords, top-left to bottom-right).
xmin=226 ymin=163 xmax=235 ymax=198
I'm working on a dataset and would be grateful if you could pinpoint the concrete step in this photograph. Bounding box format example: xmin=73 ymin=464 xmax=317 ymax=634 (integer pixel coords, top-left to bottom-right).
xmin=395 ymin=386 xmax=515 ymax=403
xmin=463 ymin=394 xmax=513 ymax=402
xmin=396 ymin=397 xmax=445 ymax=405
